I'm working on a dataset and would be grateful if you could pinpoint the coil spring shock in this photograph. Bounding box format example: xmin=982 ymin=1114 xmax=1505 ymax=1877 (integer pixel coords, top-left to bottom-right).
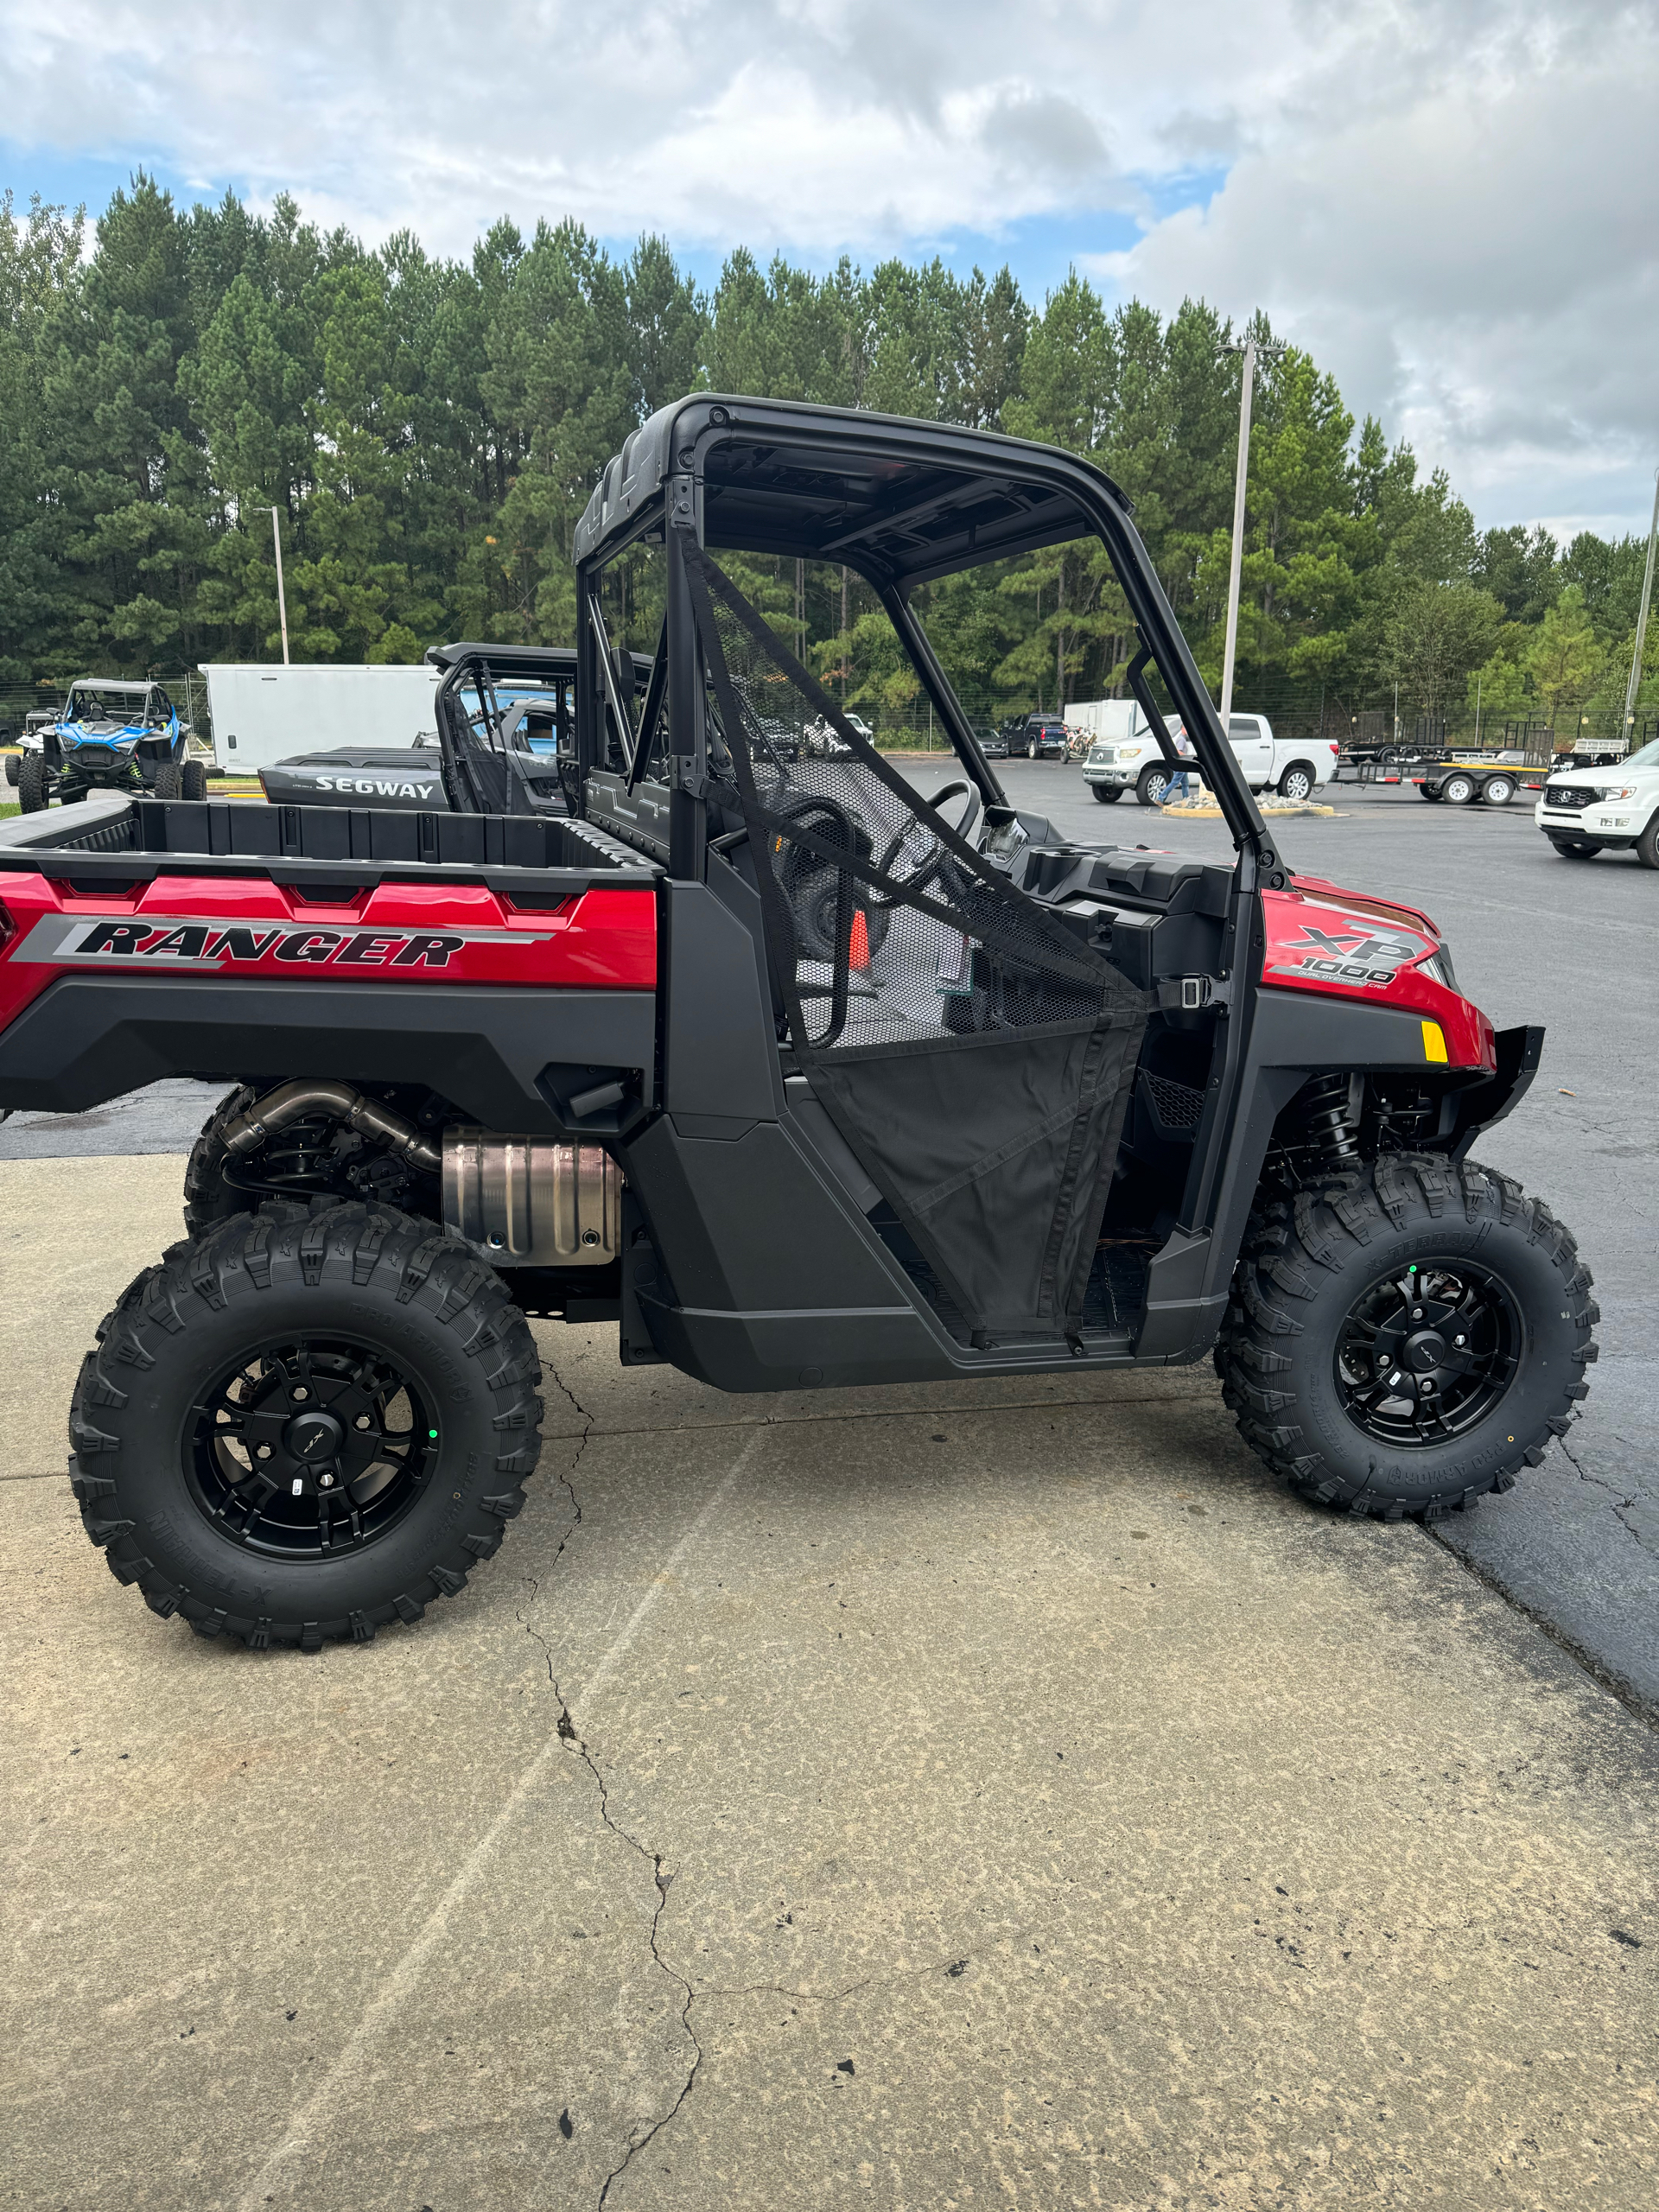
xmin=1299 ymin=1073 xmax=1360 ymax=1167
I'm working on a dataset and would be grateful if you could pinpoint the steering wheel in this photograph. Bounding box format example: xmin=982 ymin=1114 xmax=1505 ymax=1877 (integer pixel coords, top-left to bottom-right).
xmin=870 ymin=779 xmax=981 ymax=906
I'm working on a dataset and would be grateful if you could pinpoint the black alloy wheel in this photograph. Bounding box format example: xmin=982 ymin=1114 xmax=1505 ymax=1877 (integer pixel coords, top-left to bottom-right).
xmin=188 ymin=1332 xmax=435 ymax=1559
xmin=1213 ymin=1153 xmax=1595 ymax=1521
xmin=69 ymin=1200 xmax=543 ymax=1648
xmin=1333 ymin=1260 xmax=1520 ymax=1448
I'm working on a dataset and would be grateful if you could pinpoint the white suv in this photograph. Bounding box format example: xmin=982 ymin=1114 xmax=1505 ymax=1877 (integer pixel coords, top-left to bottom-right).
xmin=1535 ymin=737 xmax=1659 ymax=868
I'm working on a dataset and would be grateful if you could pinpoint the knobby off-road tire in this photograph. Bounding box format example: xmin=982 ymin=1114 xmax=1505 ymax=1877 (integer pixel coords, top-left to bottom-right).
xmin=151 ymin=760 xmax=181 ymax=799
xmin=1213 ymin=1154 xmax=1597 ymax=1520
xmin=182 ymin=1084 xmax=261 ymax=1234
xmin=17 ymin=753 xmax=48 ymax=810
xmin=181 ymin=758 xmax=208 ymax=804
xmin=68 ymin=1199 xmax=543 ymax=1649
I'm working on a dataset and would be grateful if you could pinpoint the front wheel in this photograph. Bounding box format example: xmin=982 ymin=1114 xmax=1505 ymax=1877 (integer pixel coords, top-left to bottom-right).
xmin=1635 ymin=815 xmax=1659 ymax=870
xmin=1136 ymin=764 xmax=1173 ymax=807
xmin=152 ymin=761 xmax=181 ymax=799
xmin=1442 ymin=773 xmax=1477 ymax=804
xmin=68 ymin=1201 xmax=543 ymax=1649
xmin=17 ymin=753 xmax=48 ymax=811
xmin=1277 ymin=764 xmax=1315 ymax=802
xmin=1026 ymin=740 xmax=1038 ymax=760
xmin=1090 ymin=785 xmax=1122 ymax=804
xmin=1480 ymin=775 xmax=1514 ymax=806
xmin=1548 ymin=837 xmax=1603 ymax=860
xmin=1214 ymin=1155 xmax=1595 ymax=1520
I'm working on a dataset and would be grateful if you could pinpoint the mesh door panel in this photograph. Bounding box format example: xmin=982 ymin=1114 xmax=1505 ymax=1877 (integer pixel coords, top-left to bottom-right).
xmin=684 ymin=546 xmax=1150 ymax=1336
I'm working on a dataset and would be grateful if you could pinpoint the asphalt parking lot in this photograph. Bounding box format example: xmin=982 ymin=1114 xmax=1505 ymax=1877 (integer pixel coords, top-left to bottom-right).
xmin=3 ymin=772 xmax=1656 ymax=2209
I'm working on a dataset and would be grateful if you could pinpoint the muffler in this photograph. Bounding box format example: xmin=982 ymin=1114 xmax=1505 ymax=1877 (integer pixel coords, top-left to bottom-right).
xmin=442 ymin=1128 xmax=621 ymax=1266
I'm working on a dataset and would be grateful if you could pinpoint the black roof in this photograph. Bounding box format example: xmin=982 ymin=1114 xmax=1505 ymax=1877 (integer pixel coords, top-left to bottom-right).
xmin=574 ymin=395 xmax=1132 ymax=587
xmin=426 ymin=642 xmax=653 ymax=688
xmin=427 ymin=643 xmax=577 ymax=682
xmin=65 ymin=677 xmax=164 ymax=695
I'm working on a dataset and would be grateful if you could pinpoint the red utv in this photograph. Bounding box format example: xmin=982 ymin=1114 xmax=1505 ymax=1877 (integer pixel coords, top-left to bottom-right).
xmin=0 ymin=397 xmax=1592 ymax=1650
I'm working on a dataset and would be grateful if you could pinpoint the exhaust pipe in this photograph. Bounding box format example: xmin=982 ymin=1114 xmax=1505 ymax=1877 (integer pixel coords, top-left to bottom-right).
xmin=219 ymin=1080 xmax=442 ymax=1173
xmin=217 ymin=1085 xmax=620 ymax=1266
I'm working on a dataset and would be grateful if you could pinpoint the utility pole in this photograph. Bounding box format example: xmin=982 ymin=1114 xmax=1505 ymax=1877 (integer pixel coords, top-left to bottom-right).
xmin=1621 ymin=466 xmax=1659 ymax=753
xmin=1217 ymin=334 xmax=1283 ymax=728
xmin=264 ymin=505 xmax=291 ymax=665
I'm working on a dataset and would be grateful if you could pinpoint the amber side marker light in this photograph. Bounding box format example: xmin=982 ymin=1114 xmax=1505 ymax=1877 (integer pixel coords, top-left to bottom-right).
xmin=1421 ymin=1020 xmax=1448 ymax=1064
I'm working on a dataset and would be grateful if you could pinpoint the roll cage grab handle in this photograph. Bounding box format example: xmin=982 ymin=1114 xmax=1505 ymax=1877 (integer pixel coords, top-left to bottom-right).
xmin=575 ymin=410 xmax=1282 ymax=891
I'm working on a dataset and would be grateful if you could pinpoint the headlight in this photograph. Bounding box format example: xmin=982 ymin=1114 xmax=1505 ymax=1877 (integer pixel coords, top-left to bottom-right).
xmin=1120 ymin=744 xmax=1144 ymax=759
xmin=1600 ymin=785 xmax=1637 ymax=802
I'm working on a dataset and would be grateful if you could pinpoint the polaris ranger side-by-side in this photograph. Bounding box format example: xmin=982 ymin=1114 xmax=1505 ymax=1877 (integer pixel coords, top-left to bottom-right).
xmin=0 ymin=397 xmax=1592 ymax=1651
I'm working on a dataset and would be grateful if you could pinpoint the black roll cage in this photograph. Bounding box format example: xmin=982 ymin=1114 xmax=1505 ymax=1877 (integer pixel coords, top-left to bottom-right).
xmin=570 ymin=395 xmax=1283 ymax=892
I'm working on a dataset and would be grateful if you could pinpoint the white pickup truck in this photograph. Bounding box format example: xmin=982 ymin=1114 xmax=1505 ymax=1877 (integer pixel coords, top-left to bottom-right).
xmin=1535 ymin=735 xmax=1659 ymax=868
xmin=1079 ymin=706 xmax=1338 ymax=806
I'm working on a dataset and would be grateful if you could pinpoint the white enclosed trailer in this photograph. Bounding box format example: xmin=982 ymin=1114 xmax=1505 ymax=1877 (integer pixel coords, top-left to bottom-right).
xmin=1063 ymin=699 xmax=1154 ymax=746
xmin=197 ymin=663 xmax=443 ymax=773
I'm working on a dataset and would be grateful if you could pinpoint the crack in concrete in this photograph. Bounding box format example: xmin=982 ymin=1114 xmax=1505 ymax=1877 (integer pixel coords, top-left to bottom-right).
xmin=522 ymin=1357 xmax=702 ymax=2209
xmin=1554 ymin=1424 xmax=1656 ymax=1555
xmin=544 ymin=1676 xmax=702 ymax=2211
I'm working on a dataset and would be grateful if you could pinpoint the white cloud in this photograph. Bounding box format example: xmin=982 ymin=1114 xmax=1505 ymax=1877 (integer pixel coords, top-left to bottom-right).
xmin=3 ymin=0 xmax=1655 ymax=530
xmin=1092 ymin=3 xmax=1659 ymax=534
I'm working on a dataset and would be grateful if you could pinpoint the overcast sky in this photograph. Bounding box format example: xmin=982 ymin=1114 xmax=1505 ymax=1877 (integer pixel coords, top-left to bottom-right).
xmin=3 ymin=0 xmax=1656 ymax=542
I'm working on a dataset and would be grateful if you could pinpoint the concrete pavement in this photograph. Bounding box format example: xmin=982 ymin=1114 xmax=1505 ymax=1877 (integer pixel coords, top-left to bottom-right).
xmin=4 ymin=1155 xmax=1656 ymax=2210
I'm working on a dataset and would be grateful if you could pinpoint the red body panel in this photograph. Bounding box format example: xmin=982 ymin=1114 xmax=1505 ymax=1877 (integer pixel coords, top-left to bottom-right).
xmin=1261 ymin=884 xmax=1494 ymax=1071
xmin=0 ymin=873 xmax=658 ymax=1038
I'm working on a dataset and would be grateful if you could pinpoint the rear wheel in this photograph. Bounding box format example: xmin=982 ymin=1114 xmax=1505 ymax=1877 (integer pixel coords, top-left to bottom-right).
xmin=1027 ymin=739 xmax=1038 ymax=760
xmin=1548 ymin=837 xmax=1603 ymax=859
xmin=1419 ymin=785 xmax=1442 ymax=801
xmin=1090 ymin=785 xmax=1122 ymax=804
xmin=68 ymin=1200 xmax=543 ymax=1649
xmin=1480 ymin=775 xmax=1515 ymax=805
xmin=1277 ymin=763 xmax=1315 ymax=802
xmin=181 ymin=758 xmax=208 ymax=803
xmin=17 ymin=753 xmax=48 ymax=811
xmin=1214 ymin=1155 xmax=1596 ymax=1520
xmin=1136 ymin=763 xmax=1173 ymax=807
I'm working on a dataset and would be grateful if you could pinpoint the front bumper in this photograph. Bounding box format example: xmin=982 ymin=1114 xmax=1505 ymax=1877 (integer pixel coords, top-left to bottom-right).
xmin=1535 ymin=799 xmax=1639 ymax=847
xmin=1083 ymin=762 xmax=1144 ymax=787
